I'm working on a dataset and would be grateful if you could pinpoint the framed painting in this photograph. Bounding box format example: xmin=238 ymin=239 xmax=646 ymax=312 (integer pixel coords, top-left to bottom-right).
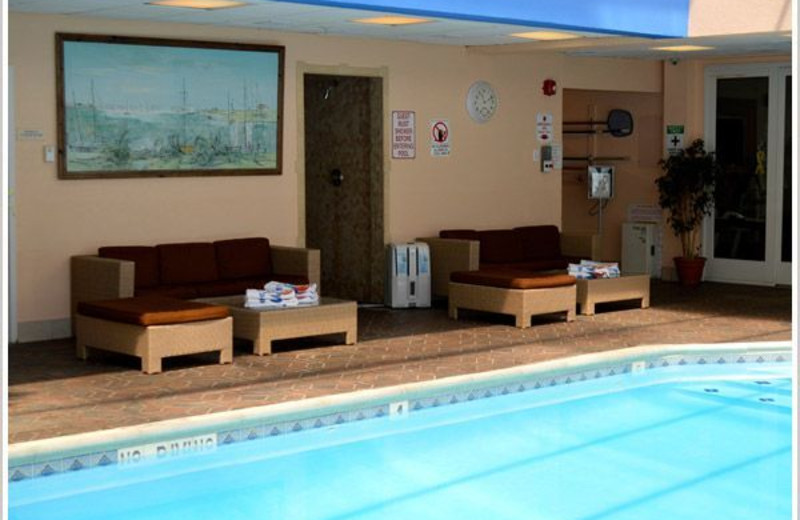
xmin=56 ymin=33 xmax=284 ymax=179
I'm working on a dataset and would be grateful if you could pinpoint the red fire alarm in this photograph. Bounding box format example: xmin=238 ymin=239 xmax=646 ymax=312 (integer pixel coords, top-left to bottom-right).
xmin=542 ymin=79 xmax=557 ymax=96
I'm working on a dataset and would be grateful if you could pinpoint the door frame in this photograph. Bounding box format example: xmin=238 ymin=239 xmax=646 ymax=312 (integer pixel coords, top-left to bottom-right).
xmin=7 ymin=65 xmax=17 ymax=342
xmin=702 ymin=62 xmax=791 ymax=286
xmin=773 ymin=66 xmax=792 ymax=285
xmin=297 ymin=64 xmax=389 ymax=301
xmin=295 ymin=63 xmax=390 ymax=249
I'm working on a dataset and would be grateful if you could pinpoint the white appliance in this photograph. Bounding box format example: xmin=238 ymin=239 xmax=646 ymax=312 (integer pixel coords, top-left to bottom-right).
xmin=621 ymin=222 xmax=661 ymax=278
xmin=385 ymin=242 xmax=431 ymax=308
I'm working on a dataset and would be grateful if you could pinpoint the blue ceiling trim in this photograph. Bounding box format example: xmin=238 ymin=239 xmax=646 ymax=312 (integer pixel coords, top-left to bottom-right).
xmin=271 ymin=0 xmax=690 ymax=39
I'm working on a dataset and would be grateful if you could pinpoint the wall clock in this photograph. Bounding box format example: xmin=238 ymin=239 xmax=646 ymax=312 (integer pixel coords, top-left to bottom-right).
xmin=466 ymin=80 xmax=498 ymax=123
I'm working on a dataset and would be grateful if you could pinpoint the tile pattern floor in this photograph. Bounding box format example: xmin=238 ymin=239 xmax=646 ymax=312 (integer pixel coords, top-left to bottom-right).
xmin=9 ymin=281 xmax=792 ymax=444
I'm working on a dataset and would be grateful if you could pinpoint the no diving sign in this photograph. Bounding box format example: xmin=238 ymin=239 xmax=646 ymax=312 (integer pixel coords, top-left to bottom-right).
xmin=430 ymin=119 xmax=451 ymax=157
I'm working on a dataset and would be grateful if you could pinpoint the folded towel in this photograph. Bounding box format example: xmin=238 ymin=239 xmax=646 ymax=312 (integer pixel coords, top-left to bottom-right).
xmin=296 ymin=294 xmax=319 ymax=306
xmin=246 ymin=289 xmax=296 ymax=303
xmin=245 ymin=281 xmax=320 ymax=308
xmin=263 ymin=281 xmax=291 ymax=294
xmin=293 ymin=283 xmax=317 ymax=295
xmin=568 ymin=260 xmax=621 ymax=279
xmin=244 ymin=299 xmax=299 ymax=309
xmin=567 ymin=264 xmax=594 ymax=279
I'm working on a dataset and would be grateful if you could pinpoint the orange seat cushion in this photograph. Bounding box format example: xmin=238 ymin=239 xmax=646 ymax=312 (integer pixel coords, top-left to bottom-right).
xmin=479 ymin=259 xmax=569 ymax=272
xmin=451 ymin=270 xmax=576 ymax=290
xmin=77 ymin=296 xmax=229 ymax=326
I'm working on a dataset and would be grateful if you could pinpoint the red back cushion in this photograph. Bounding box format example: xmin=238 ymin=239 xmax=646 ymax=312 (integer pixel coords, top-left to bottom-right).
xmin=439 ymin=229 xmax=479 ymax=241
xmin=477 ymin=230 xmax=526 ymax=264
xmin=156 ymin=243 xmax=219 ymax=285
xmin=513 ymin=225 xmax=562 ymax=260
xmin=98 ymin=246 xmax=159 ymax=289
xmin=214 ymin=238 xmax=272 ymax=280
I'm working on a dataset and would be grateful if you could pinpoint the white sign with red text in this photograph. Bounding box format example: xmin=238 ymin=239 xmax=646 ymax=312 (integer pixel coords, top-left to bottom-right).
xmin=392 ymin=111 xmax=416 ymax=159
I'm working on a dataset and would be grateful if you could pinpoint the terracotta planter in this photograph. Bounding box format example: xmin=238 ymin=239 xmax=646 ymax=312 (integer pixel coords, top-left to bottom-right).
xmin=673 ymin=256 xmax=706 ymax=287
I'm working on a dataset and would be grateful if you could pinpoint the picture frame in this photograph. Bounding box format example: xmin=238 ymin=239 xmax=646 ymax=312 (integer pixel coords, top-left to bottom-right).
xmin=56 ymin=33 xmax=284 ymax=179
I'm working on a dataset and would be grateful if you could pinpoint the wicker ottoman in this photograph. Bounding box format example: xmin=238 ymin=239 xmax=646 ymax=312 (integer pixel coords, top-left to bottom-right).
xmin=576 ymin=274 xmax=651 ymax=315
xmin=75 ymin=296 xmax=233 ymax=374
xmin=448 ymin=270 xmax=577 ymax=328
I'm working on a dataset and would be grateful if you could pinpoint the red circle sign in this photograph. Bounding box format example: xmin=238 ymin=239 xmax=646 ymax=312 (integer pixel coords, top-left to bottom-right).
xmin=431 ymin=121 xmax=449 ymax=143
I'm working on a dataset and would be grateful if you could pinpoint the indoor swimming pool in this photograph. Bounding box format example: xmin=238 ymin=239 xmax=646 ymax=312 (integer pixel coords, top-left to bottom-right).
xmin=9 ymin=349 xmax=791 ymax=520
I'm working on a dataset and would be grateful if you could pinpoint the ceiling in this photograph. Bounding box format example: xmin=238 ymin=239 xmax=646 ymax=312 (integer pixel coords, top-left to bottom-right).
xmin=9 ymin=0 xmax=792 ymax=58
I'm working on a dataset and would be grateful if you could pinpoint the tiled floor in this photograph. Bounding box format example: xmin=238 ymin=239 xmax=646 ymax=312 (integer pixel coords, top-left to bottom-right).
xmin=8 ymin=281 xmax=792 ymax=444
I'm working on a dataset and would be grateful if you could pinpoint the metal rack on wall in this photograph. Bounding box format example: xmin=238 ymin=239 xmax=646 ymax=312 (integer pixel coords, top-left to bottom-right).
xmin=562 ymin=108 xmax=635 ymax=234
xmin=562 ymin=155 xmax=630 ymax=172
xmin=562 ymin=108 xmax=633 ymax=171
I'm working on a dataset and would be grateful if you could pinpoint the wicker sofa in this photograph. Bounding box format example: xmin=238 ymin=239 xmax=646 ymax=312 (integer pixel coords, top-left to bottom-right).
xmin=418 ymin=225 xmax=599 ymax=298
xmin=71 ymin=237 xmax=320 ymax=317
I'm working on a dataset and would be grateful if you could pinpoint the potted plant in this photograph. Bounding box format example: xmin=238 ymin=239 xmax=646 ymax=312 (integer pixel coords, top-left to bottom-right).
xmin=655 ymin=138 xmax=720 ymax=286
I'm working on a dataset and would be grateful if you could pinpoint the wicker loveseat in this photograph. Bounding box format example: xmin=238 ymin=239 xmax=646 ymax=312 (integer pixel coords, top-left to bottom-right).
xmin=71 ymin=237 xmax=320 ymax=317
xmin=418 ymin=225 xmax=599 ymax=298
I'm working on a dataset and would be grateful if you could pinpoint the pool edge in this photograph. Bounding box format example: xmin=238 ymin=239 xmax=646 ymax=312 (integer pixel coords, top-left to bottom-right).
xmin=8 ymin=341 xmax=792 ymax=478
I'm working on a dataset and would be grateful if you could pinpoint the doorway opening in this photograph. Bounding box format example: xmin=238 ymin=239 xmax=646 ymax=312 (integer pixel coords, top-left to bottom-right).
xmin=303 ymin=73 xmax=384 ymax=303
xmin=703 ymin=63 xmax=792 ymax=286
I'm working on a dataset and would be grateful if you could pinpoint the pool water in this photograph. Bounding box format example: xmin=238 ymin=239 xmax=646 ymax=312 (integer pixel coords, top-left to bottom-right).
xmin=10 ymin=366 xmax=791 ymax=520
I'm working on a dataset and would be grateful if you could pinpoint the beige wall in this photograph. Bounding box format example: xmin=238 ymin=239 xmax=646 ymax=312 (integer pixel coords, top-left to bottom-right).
xmin=561 ymin=56 xmax=662 ymax=94
xmin=10 ymin=13 xmax=666 ymax=334
xmin=562 ymin=89 xmax=663 ymax=263
xmin=562 ymin=54 xmax=790 ymax=274
xmin=689 ymin=0 xmax=791 ymax=35
xmin=660 ymin=55 xmax=791 ymax=270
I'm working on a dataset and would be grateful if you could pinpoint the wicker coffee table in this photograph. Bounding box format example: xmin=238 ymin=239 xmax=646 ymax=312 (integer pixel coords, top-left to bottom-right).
xmin=199 ymin=296 xmax=357 ymax=355
xmin=575 ymin=274 xmax=650 ymax=316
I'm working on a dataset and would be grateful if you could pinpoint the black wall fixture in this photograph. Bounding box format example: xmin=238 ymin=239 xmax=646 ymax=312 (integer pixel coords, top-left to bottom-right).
xmin=564 ymin=109 xmax=634 ymax=137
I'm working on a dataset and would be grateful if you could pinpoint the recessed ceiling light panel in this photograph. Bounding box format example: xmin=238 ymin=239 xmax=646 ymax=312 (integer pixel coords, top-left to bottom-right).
xmin=148 ymin=0 xmax=248 ymax=10
xmin=511 ymin=31 xmax=582 ymax=41
xmin=351 ymin=16 xmax=433 ymax=26
xmin=651 ymin=45 xmax=714 ymax=52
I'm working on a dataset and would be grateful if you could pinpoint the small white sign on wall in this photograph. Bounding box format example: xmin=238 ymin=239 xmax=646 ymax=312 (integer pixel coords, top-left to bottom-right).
xmin=429 ymin=119 xmax=451 ymax=157
xmin=392 ymin=110 xmax=416 ymax=159
xmin=536 ymin=111 xmax=553 ymax=143
xmin=666 ymin=125 xmax=684 ymax=156
xmin=17 ymin=129 xmax=44 ymax=141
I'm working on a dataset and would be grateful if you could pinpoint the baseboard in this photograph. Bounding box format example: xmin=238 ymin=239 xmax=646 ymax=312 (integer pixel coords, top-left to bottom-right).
xmin=17 ymin=319 xmax=72 ymax=343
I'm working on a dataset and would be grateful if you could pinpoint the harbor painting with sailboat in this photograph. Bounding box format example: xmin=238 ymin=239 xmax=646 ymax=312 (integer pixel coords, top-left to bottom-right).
xmin=58 ymin=35 xmax=284 ymax=178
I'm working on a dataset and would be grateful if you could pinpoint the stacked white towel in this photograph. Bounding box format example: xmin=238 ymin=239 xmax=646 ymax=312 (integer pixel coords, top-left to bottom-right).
xmin=245 ymin=285 xmax=297 ymax=309
xmin=244 ymin=282 xmax=319 ymax=309
xmin=293 ymin=283 xmax=319 ymax=306
xmin=567 ymin=260 xmax=621 ymax=280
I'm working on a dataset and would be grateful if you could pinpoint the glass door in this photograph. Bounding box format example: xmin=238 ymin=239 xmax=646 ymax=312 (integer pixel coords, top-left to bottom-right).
xmin=703 ymin=63 xmax=792 ymax=285
xmin=775 ymin=71 xmax=792 ymax=284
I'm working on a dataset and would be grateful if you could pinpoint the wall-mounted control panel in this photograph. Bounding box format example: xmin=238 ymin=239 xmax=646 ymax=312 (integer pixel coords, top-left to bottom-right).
xmin=541 ymin=145 xmax=554 ymax=173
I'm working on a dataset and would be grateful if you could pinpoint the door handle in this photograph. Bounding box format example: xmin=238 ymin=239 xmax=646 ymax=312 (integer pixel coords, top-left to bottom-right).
xmin=330 ymin=169 xmax=344 ymax=187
